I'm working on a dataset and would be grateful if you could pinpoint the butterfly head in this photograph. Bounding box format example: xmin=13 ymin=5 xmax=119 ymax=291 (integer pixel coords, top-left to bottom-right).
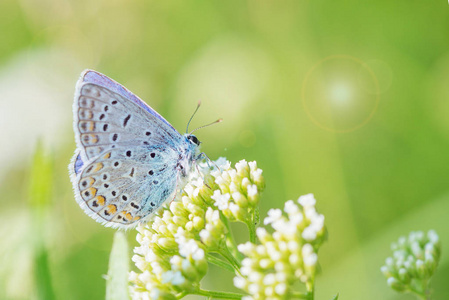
xmin=186 ymin=134 xmax=201 ymax=146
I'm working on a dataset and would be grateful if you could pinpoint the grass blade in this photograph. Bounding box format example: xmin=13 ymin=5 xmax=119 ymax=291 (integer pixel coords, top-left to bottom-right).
xmin=106 ymin=232 xmax=130 ymax=300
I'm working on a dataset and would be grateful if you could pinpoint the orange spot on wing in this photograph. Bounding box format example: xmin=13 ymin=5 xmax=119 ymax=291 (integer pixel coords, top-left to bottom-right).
xmin=125 ymin=212 xmax=133 ymax=221
xmin=88 ymin=187 xmax=97 ymax=197
xmin=82 ymin=187 xmax=97 ymax=199
xmin=103 ymin=152 xmax=111 ymax=159
xmin=80 ymin=109 xmax=94 ymax=119
xmin=89 ymin=134 xmax=98 ymax=144
xmin=96 ymin=195 xmax=106 ymax=206
xmin=133 ymin=216 xmax=141 ymax=221
xmin=107 ymin=204 xmax=117 ymax=214
xmin=81 ymin=177 xmax=95 ymax=188
xmin=91 ymin=162 xmax=103 ymax=173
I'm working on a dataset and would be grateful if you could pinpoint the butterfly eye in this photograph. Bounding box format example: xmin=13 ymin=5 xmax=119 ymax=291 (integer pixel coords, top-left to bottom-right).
xmin=188 ymin=135 xmax=200 ymax=145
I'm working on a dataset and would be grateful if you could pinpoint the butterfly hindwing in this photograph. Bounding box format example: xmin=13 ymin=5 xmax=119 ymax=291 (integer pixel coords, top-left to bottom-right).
xmin=73 ymin=145 xmax=179 ymax=228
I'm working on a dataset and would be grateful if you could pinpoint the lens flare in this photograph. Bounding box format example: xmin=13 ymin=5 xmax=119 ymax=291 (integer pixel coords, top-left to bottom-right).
xmin=302 ymin=55 xmax=380 ymax=133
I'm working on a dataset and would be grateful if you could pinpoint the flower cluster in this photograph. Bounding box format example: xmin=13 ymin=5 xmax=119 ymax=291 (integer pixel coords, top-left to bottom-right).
xmin=234 ymin=194 xmax=326 ymax=299
xmin=211 ymin=159 xmax=265 ymax=223
xmin=381 ymin=230 xmax=441 ymax=296
xmin=129 ymin=158 xmax=265 ymax=299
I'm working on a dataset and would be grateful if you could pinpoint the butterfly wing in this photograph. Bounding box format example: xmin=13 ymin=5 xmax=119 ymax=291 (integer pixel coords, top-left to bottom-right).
xmin=71 ymin=145 xmax=179 ymax=229
xmin=80 ymin=70 xmax=177 ymax=132
xmin=73 ymin=81 xmax=183 ymax=161
xmin=70 ymin=70 xmax=187 ymax=228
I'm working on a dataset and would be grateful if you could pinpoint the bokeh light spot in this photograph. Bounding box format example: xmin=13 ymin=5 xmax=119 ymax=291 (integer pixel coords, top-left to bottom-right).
xmin=329 ymin=81 xmax=353 ymax=106
xmin=302 ymin=55 xmax=380 ymax=133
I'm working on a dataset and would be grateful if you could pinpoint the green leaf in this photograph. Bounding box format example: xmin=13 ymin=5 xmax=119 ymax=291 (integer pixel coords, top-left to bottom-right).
xmin=29 ymin=141 xmax=53 ymax=209
xmin=106 ymin=232 xmax=130 ymax=300
xmin=331 ymin=293 xmax=339 ymax=300
xmin=29 ymin=143 xmax=55 ymax=300
xmin=34 ymin=247 xmax=56 ymax=300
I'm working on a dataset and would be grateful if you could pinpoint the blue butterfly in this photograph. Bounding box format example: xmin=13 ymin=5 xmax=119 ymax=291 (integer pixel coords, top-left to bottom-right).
xmin=69 ymin=70 xmax=212 ymax=229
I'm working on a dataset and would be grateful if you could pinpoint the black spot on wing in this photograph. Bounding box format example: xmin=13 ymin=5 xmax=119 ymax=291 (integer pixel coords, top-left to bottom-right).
xmin=123 ymin=115 xmax=131 ymax=127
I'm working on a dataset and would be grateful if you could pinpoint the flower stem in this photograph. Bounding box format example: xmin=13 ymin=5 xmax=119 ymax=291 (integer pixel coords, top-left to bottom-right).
xmin=176 ymin=291 xmax=188 ymax=299
xmin=245 ymin=218 xmax=256 ymax=244
xmin=220 ymin=246 xmax=241 ymax=268
xmin=216 ymin=246 xmax=242 ymax=276
xmin=306 ymin=280 xmax=315 ymax=300
xmin=409 ymin=280 xmax=431 ymax=300
xmin=222 ymin=216 xmax=240 ymax=258
xmin=291 ymin=291 xmax=310 ymax=299
xmin=206 ymin=253 xmax=235 ymax=273
xmin=194 ymin=289 xmax=243 ymax=299
xmin=409 ymin=289 xmax=428 ymax=300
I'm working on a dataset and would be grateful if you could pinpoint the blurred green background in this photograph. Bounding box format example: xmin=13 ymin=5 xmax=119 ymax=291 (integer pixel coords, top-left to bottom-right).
xmin=1 ymin=0 xmax=449 ymax=299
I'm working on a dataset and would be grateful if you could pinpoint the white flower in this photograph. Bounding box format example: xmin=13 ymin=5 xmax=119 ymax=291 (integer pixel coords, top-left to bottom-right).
xmin=238 ymin=242 xmax=254 ymax=254
xmin=247 ymin=185 xmax=258 ymax=197
xmin=161 ymin=270 xmax=185 ymax=285
xmin=302 ymin=227 xmax=317 ymax=241
xmin=298 ymin=193 xmax=316 ymax=207
xmin=130 ymin=157 xmax=265 ymax=299
xmin=199 ymin=229 xmax=211 ymax=240
xmin=235 ymin=159 xmax=248 ymax=174
xmin=211 ymin=191 xmax=230 ymax=210
xmin=275 ymin=283 xmax=287 ymax=295
xmin=256 ymin=227 xmax=268 ymax=240
xmin=178 ymin=239 xmax=204 ymax=260
xmin=303 ymin=253 xmax=318 ymax=267
xmin=234 ymin=194 xmax=326 ymax=299
xmin=284 ymin=200 xmax=300 ymax=214
xmin=381 ymin=230 xmax=441 ymax=294
xmin=234 ymin=277 xmax=246 ymax=289
xmin=251 ymin=169 xmax=263 ymax=183
xmin=264 ymin=209 xmax=282 ymax=225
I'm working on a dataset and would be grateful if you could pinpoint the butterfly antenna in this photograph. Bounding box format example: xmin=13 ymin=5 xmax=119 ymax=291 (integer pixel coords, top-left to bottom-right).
xmin=186 ymin=101 xmax=202 ymax=134
xmin=189 ymin=118 xmax=223 ymax=135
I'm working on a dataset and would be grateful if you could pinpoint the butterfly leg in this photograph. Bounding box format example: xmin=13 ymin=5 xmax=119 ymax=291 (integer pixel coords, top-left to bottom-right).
xmin=169 ymin=181 xmax=179 ymax=205
xmin=195 ymin=163 xmax=211 ymax=189
xmin=197 ymin=152 xmax=220 ymax=171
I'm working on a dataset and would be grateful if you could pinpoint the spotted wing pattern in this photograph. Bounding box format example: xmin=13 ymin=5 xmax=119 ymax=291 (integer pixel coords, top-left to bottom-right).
xmin=70 ymin=70 xmax=188 ymax=229
xmin=81 ymin=70 xmax=177 ymax=132
xmin=73 ymin=145 xmax=178 ymax=228
xmin=74 ymin=83 xmax=182 ymax=161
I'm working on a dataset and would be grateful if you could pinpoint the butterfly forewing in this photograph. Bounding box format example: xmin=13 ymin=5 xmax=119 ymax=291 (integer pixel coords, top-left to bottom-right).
xmin=81 ymin=70 xmax=178 ymax=132
xmin=75 ymin=83 xmax=183 ymax=160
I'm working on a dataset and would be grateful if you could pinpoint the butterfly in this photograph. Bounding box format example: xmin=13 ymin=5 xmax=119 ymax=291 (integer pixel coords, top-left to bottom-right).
xmin=69 ymin=70 xmax=211 ymax=229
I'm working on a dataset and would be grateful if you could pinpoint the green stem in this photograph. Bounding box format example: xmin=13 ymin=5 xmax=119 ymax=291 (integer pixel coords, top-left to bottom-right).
xmin=306 ymin=280 xmax=315 ymax=300
xmin=409 ymin=279 xmax=431 ymax=300
xmin=291 ymin=291 xmax=310 ymax=299
xmin=220 ymin=246 xmax=241 ymax=269
xmin=245 ymin=218 xmax=256 ymax=244
xmin=222 ymin=216 xmax=240 ymax=257
xmin=176 ymin=291 xmax=188 ymax=299
xmin=214 ymin=246 xmax=242 ymax=276
xmin=206 ymin=253 xmax=235 ymax=273
xmin=194 ymin=289 xmax=243 ymax=299
xmin=409 ymin=289 xmax=427 ymax=300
